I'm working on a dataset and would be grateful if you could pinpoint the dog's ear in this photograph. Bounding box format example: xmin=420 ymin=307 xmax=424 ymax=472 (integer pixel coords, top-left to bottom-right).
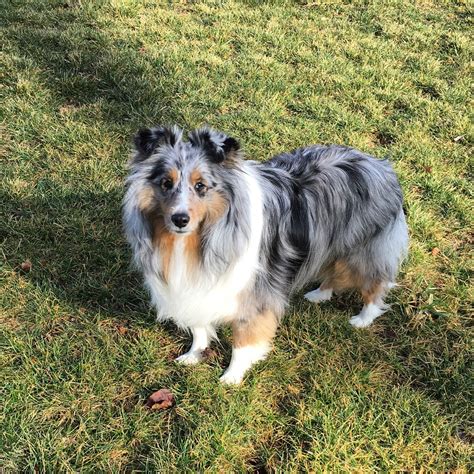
xmin=133 ymin=126 xmax=180 ymax=162
xmin=188 ymin=127 xmax=241 ymax=164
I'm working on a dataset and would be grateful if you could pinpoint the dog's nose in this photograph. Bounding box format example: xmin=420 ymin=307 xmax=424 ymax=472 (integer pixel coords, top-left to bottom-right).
xmin=171 ymin=213 xmax=190 ymax=228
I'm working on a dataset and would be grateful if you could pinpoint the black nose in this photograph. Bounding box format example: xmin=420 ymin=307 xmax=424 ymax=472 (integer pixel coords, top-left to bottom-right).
xmin=171 ymin=213 xmax=190 ymax=228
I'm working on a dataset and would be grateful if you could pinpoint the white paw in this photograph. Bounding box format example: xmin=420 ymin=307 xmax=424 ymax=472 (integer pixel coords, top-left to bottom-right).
xmin=304 ymin=288 xmax=333 ymax=303
xmin=350 ymin=303 xmax=384 ymax=328
xmin=220 ymin=370 xmax=244 ymax=385
xmin=175 ymin=351 xmax=203 ymax=365
xmin=349 ymin=315 xmax=373 ymax=328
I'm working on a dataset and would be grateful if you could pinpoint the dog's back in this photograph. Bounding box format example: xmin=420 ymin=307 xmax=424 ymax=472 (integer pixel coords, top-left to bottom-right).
xmin=254 ymin=144 xmax=408 ymax=328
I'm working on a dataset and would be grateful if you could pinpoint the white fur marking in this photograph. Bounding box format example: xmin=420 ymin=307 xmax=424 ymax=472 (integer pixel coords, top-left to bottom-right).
xmin=304 ymin=287 xmax=333 ymax=303
xmin=220 ymin=343 xmax=270 ymax=385
xmin=175 ymin=326 xmax=212 ymax=365
xmin=349 ymin=303 xmax=385 ymax=328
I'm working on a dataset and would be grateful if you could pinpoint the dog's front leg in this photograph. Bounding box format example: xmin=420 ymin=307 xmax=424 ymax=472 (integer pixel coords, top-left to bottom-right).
xmin=220 ymin=310 xmax=278 ymax=385
xmin=175 ymin=326 xmax=212 ymax=365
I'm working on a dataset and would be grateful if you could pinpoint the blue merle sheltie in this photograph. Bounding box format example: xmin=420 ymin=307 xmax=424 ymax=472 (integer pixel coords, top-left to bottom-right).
xmin=123 ymin=126 xmax=409 ymax=384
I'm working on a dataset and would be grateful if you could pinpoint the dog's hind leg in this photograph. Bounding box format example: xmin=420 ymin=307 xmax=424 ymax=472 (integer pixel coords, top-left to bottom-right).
xmin=220 ymin=310 xmax=278 ymax=384
xmin=349 ymin=282 xmax=389 ymax=328
xmin=349 ymin=211 xmax=407 ymax=328
xmin=175 ymin=326 xmax=214 ymax=365
xmin=305 ymin=261 xmax=355 ymax=304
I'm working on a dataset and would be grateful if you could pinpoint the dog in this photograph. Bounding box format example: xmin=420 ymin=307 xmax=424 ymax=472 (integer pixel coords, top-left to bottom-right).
xmin=123 ymin=125 xmax=408 ymax=384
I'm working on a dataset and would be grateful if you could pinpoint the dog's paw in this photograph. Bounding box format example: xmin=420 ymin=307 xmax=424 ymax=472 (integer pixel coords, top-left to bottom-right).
xmin=219 ymin=370 xmax=244 ymax=385
xmin=349 ymin=315 xmax=373 ymax=328
xmin=350 ymin=303 xmax=384 ymax=328
xmin=175 ymin=351 xmax=202 ymax=365
xmin=304 ymin=288 xmax=333 ymax=303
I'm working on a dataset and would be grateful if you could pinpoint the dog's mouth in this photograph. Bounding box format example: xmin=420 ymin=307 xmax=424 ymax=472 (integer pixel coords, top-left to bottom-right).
xmin=167 ymin=225 xmax=193 ymax=235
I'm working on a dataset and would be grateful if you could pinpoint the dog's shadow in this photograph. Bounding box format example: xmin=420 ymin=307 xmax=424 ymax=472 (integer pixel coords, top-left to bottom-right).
xmin=2 ymin=188 xmax=152 ymax=322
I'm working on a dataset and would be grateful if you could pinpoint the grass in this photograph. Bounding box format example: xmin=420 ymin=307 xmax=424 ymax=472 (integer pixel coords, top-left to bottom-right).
xmin=1 ymin=0 xmax=473 ymax=471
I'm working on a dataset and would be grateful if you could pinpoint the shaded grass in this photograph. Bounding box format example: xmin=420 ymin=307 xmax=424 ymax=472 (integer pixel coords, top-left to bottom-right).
xmin=1 ymin=0 xmax=473 ymax=471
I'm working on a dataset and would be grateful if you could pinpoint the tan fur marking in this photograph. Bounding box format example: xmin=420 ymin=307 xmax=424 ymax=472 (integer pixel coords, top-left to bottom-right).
xmin=361 ymin=282 xmax=384 ymax=305
xmin=190 ymin=169 xmax=203 ymax=185
xmin=152 ymin=217 xmax=203 ymax=281
xmin=205 ymin=191 xmax=227 ymax=223
xmin=152 ymin=218 xmax=175 ymax=282
xmin=184 ymin=232 xmax=201 ymax=273
xmin=224 ymin=149 xmax=241 ymax=164
xmin=187 ymin=195 xmax=207 ymax=228
xmin=330 ymin=260 xmax=362 ymax=291
xmin=323 ymin=260 xmax=384 ymax=303
xmin=232 ymin=310 xmax=278 ymax=348
xmin=319 ymin=279 xmax=333 ymax=291
xmin=184 ymin=169 xmax=228 ymax=227
xmin=137 ymin=186 xmax=156 ymax=213
xmin=169 ymin=168 xmax=179 ymax=184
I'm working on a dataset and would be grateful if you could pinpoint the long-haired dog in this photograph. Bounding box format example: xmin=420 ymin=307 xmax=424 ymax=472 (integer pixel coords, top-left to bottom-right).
xmin=123 ymin=126 xmax=408 ymax=384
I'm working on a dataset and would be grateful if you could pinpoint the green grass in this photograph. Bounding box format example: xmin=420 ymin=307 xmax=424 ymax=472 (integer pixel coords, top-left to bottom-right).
xmin=1 ymin=0 xmax=473 ymax=471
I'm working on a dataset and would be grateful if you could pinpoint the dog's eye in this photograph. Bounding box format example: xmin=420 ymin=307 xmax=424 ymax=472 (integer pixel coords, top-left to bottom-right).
xmin=194 ymin=182 xmax=207 ymax=193
xmin=160 ymin=178 xmax=173 ymax=191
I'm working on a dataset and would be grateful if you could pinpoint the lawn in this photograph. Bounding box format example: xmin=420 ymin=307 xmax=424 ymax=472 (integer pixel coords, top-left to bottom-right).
xmin=1 ymin=0 xmax=473 ymax=471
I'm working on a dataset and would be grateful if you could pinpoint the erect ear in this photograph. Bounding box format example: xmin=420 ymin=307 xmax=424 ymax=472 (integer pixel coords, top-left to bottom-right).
xmin=133 ymin=125 xmax=181 ymax=162
xmin=188 ymin=127 xmax=241 ymax=164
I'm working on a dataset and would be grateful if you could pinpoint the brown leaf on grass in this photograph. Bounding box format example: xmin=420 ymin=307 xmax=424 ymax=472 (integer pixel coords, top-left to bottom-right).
xmin=117 ymin=325 xmax=128 ymax=335
xmin=423 ymin=166 xmax=432 ymax=173
xmin=431 ymin=247 xmax=440 ymax=256
xmin=20 ymin=260 xmax=32 ymax=272
xmin=145 ymin=388 xmax=175 ymax=410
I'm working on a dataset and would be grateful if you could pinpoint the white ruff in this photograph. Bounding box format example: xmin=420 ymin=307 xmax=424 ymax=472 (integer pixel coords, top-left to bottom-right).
xmin=145 ymin=164 xmax=264 ymax=329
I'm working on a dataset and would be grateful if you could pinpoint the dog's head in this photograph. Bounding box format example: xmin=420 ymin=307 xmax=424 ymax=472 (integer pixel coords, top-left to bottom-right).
xmin=131 ymin=125 xmax=241 ymax=234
